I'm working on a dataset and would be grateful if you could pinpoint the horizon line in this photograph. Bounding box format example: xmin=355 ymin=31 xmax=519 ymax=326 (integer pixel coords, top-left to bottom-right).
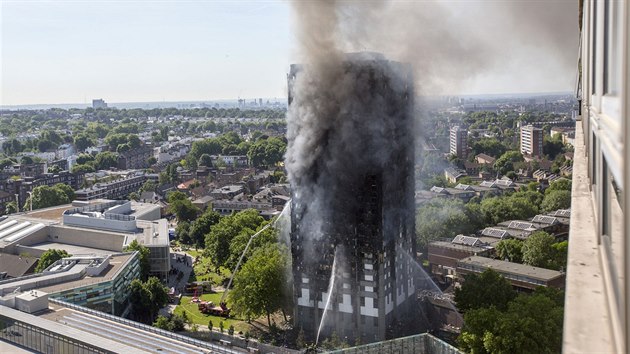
xmin=0 ymin=91 xmax=574 ymax=109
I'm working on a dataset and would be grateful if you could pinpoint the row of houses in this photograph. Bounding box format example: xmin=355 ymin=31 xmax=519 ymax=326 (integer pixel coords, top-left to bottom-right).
xmin=416 ymin=179 xmax=516 ymax=205
xmin=428 ymin=209 xmax=570 ymax=292
xmin=0 ymin=171 xmax=86 ymax=211
xmin=74 ymin=173 xmax=153 ymax=201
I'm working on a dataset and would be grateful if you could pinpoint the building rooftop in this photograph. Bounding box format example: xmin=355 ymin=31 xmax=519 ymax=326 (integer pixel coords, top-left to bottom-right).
xmin=212 ymin=184 xmax=245 ymax=194
xmin=128 ymin=219 xmax=169 ymax=248
xmin=0 ymin=254 xmax=134 ymax=296
xmin=0 ymin=253 xmax=38 ymax=278
xmin=429 ymin=241 xmax=489 ymax=253
xmin=475 ymin=153 xmax=496 ymax=163
xmin=549 ymin=209 xmax=571 ymax=218
xmin=25 ymin=242 xmax=112 ymax=257
xmin=452 ymin=235 xmax=481 ymax=247
xmin=0 ymin=305 xmax=140 ymax=353
xmin=36 ymin=253 xmax=134 ymax=294
xmin=506 ymin=220 xmax=537 ymax=231
xmin=0 ymin=219 xmax=47 ymax=247
xmin=192 ymin=195 xmax=214 ymax=204
xmin=480 ymin=227 xmax=509 ymax=239
xmin=531 ymin=215 xmax=559 ymax=225
xmin=14 ymin=204 xmax=76 ymax=222
xmin=458 ymin=256 xmax=564 ymax=281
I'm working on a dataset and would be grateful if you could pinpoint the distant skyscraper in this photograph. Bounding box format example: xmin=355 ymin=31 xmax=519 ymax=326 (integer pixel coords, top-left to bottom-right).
xmin=449 ymin=126 xmax=468 ymax=158
xmin=520 ymin=125 xmax=543 ymax=157
xmin=92 ymin=99 xmax=107 ymax=109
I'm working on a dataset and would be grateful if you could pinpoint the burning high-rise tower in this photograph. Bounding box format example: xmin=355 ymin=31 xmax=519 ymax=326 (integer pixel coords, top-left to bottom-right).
xmin=286 ymin=52 xmax=416 ymax=343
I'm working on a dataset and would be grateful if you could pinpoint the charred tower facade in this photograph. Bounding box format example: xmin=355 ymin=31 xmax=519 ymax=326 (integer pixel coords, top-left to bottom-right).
xmin=287 ymin=53 xmax=416 ymax=343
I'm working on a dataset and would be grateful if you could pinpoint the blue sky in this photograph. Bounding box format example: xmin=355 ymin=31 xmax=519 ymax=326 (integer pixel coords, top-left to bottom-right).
xmin=1 ymin=1 xmax=292 ymax=105
xmin=1 ymin=1 xmax=577 ymax=105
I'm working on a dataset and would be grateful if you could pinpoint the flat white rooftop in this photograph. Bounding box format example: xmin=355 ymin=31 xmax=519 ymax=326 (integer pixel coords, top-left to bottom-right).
xmin=25 ymin=242 xmax=112 ymax=257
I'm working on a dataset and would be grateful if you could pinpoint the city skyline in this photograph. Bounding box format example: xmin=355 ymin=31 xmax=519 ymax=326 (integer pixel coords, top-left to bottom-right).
xmin=1 ymin=0 xmax=578 ymax=106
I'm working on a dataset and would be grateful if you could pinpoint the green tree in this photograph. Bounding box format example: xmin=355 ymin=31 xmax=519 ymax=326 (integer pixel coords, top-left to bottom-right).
xmin=71 ymin=164 xmax=96 ymax=174
xmin=480 ymin=195 xmax=538 ymax=225
xmin=219 ymin=321 xmax=224 ymax=333
xmin=545 ymin=178 xmax=571 ymax=194
xmin=74 ymin=134 xmax=95 ymax=152
xmin=208 ymin=319 xmax=213 ymax=332
xmin=128 ymin=277 xmax=169 ymax=324
xmin=226 ymin=222 xmax=276 ymax=270
xmin=541 ymin=190 xmax=571 ymax=212
xmin=247 ymin=137 xmax=287 ymax=168
xmin=105 ymin=133 xmax=131 ymax=150
xmin=167 ymin=191 xmax=188 ymax=202
xmin=169 ymin=199 xmax=199 ymax=223
xmin=145 ymin=276 xmax=169 ymax=315
xmin=522 ymin=231 xmax=558 ymax=269
xmin=454 ymin=269 xmax=516 ymax=313
xmin=35 ymin=249 xmax=71 ymax=272
xmin=188 ymin=210 xmax=222 ymax=247
xmin=170 ymin=313 xmax=186 ymax=331
xmin=29 ymin=185 xmax=71 ymax=210
xmin=116 ymin=143 xmax=131 ymax=153
xmin=493 ymin=151 xmax=524 ymax=175
xmin=47 ymin=165 xmax=63 ymax=174
xmin=204 ymin=209 xmax=265 ymax=268
xmin=229 ymin=243 xmax=289 ymax=326
xmin=175 ymin=221 xmax=192 ymax=244
xmin=458 ymin=306 xmax=502 ymax=354
xmin=54 ymin=183 xmax=75 ymax=202
xmin=296 ymin=328 xmax=307 ymax=348
xmin=5 ymin=201 xmax=17 ymax=215
xmin=76 ymin=153 xmax=95 ymax=165
xmin=128 ymin=279 xmax=152 ymax=323
xmin=415 ymin=199 xmax=484 ymax=249
xmin=0 ymin=158 xmax=15 ymax=169
xmin=124 ymin=239 xmax=151 ymax=280
xmin=470 ymin=138 xmax=506 ymax=158
xmin=228 ymin=325 xmax=235 ymax=336
xmin=139 ymin=180 xmax=157 ymax=193
xmin=86 ymin=122 xmax=110 ymax=139
xmin=551 ymin=240 xmax=568 ymax=271
xmin=94 ymin=151 xmax=119 ymax=170
xmin=495 ymin=239 xmax=524 ymax=263
xmin=37 ymin=139 xmax=54 ymax=152
xmin=320 ymin=331 xmax=349 ymax=350
xmin=20 ymin=156 xmax=35 ymax=164
xmin=510 ymin=190 xmax=544 ymax=209
xmin=153 ymin=315 xmax=174 ymax=331
xmin=190 ymin=138 xmax=223 ymax=160
xmin=543 ymin=134 xmax=565 ymax=160
xmin=198 ymin=153 xmax=213 ymax=167
xmin=481 ymin=293 xmax=563 ymax=354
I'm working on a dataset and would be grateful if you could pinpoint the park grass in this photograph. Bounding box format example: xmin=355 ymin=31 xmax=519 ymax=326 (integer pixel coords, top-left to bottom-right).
xmin=174 ymin=293 xmax=250 ymax=333
xmin=186 ymin=249 xmax=203 ymax=258
xmin=189 ymin=254 xmax=232 ymax=284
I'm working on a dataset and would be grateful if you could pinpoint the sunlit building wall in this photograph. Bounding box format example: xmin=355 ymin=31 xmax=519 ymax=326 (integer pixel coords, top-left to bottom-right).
xmin=564 ymin=1 xmax=629 ymax=353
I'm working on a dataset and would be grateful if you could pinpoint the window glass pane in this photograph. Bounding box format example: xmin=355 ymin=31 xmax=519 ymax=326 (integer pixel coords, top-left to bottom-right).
xmin=591 ymin=0 xmax=597 ymax=95
xmin=603 ymin=0 xmax=619 ymax=95
xmin=608 ymin=170 xmax=624 ymax=292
